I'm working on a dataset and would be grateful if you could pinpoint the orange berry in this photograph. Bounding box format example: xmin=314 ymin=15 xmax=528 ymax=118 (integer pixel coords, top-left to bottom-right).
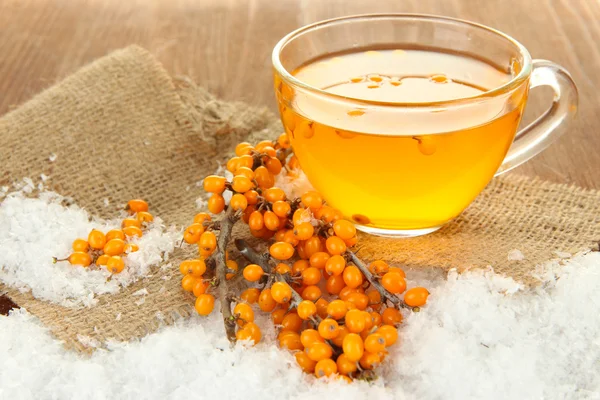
xmin=230 ymin=193 xmax=248 ymax=211
xmin=183 ymin=223 xmax=205 ymax=244
xmin=389 ymin=266 xmax=406 ymax=278
xmin=243 ymin=264 xmax=264 ymax=282
xmin=226 ymin=157 xmax=240 ymax=173
xmin=303 ymin=236 xmax=322 ymax=258
xmin=364 ymin=333 xmax=387 ymax=354
xmin=237 ymin=155 xmax=254 ymax=169
xmin=255 ymin=166 xmax=275 ymax=189
xmin=292 ymin=208 xmax=312 ymax=226
xmin=203 ymin=175 xmax=227 ymax=193
xmin=325 ymin=274 xmax=346 ymax=295
xmin=344 ymin=236 xmax=358 ymax=247
xmin=255 ymin=140 xmax=275 ymax=152
xmin=67 ymin=252 xmax=92 ymax=267
xmin=297 ymin=300 xmax=317 ymax=320
xmin=368 ymin=260 xmax=389 ymax=275
xmin=281 ymin=230 xmax=298 ymax=246
xmin=278 ymin=133 xmax=291 ymax=149
xmin=199 ymin=231 xmax=217 ymax=252
xmin=106 ymin=229 xmax=125 ymax=242
xmin=327 ymin=300 xmax=348 ymax=320
xmin=292 ymin=259 xmax=309 ymax=275
xmin=96 ymin=254 xmax=110 ymax=266
xmin=72 ymin=239 xmax=89 ymax=252
xmin=193 ymin=212 xmax=212 ymax=225
xmin=325 ymin=255 xmax=346 ymax=276
xmin=190 ymin=259 xmax=207 ymax=277
xmin=103 ymin=238 xmax=125 ymax=256
xmin=233 ymin=303 xmax=255 ymax=326
xmin=301 ymin=285 xmax=322 ymax=301
xmin=269 ymin=242 xmax=295 ymax=260
xmin=295 ymin=351 xmax=317 ymax=373
xmin=346 ymin=292 xmax=369 ymax=311
xmin=381 ymin=272 xmax=407 ymax=294
xmin=265 ymin=157 xmax=283 ymax=175
xmin=318 ymin=318 xmax=339 ymax=339
xmin=337 ymin=353 xmax=358 ymax=376
xmin=359 ymin=352 xmax=381 ymax=370
xmin=274 ymin=263 xmax=291 ymax=275
xmin=345 ymin=309 xmax=366 ymax=333
xmin=404 ymin=287 xmax=430 ymax=307
xmin=306 ymin=342 xmax=333 ymax=362
xmin=282 ymin=312 xmax=303 ymax=332
xmin=333 ymin=220 xmax=356 ymax=240
xmin=315 ymin=298 xmax=329 ymax=319
xmin=208 ymin=193 xmax=226 ymax=214
xmin=235 ymin=142 xmax=254 ymax=156
xmin=236 ymin=328 xmax=252 ymax=342
xmin=342 ymin=333 xmax=364 ymax=362
xmin=291 ymin=222 xmax=313 ymax=241
xmin=271 ymin=308 xmax=287 ymax=324
xmin=331 ymin=325 xmax=349 ymax=347
xmin=308 ymin=252 xmax=329 ymax=269
xmin=241 ymin=288 xmax=260 ymax=304
xmin=326 ymin=236 xmax=347 ymax=255
xmin=377 ymin=325 xmax=399 ymax=346
xmin=272 ymin=201 xmax=291 ymax=218
xmin=193 ymin=280 xmax=209 ymax=297
xmin=126 ymin=199 xmax=148 ymax=214
xmin=315 ymin=205 xmax=336 ymax=223
xmin=339 ymin=286 xmax=358 ymax=301
xmin=300 ymin=329 xmax=323 ymax=348
xmin=107 ymin=256 xmax=125 ymax=274
xmin=124 ymin=243 xmax=139 ymax=253
xmin=263 ymin=211 xmax=280 ymax=231
xmin=195 ymin=294 xmax=215 ymax=315
xmin=179 ymin=260 xmax=195 ymax=275
xmin=122 ymin=218 xmax=142 ymax=228
xmin=315 ymin=359 xmax=337 ymax=378
xmin=271 ymin=282 xmax=292 ymax=303
xmin=279 ymin=331 xmax=303 ymax=350
xmin=301 ymin=267 xmax=321 ymax=286
xmin=244 ymin=322 xmax=262 ymax=343
xmin=248 ymin=211 xmax=264 ymax=231
xmin=263 ymin=188 xmax=286 ymax=203
xmin=181 ymin=274 xmax=197 ymax=291
xmin=122 ymin=226 xmax=142 ymax=238
xmin=367 ymin=290 xmax=382 ymax=305
xmin=136 ymin=211 xmax=154 ymax=223
xmin=88 ymin=229 xmax=106 ymax=250
xmin=226 ymin=259 xmax=238 ymax=280
xmin=382 ymin=307 xmax=403 ymax=326
xmin=244 ymin=190 xmax=259 ymax=205
xmin=370 ymin=311 xmax=383 ymax=327
xmin=343 ymin=265 xmax=363 ymax=289
xmin=301 ymin=191 xmax=323 ymax=210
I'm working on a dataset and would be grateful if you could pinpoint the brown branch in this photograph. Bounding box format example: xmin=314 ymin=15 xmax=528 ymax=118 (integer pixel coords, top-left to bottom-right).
xmin=346 ymin=250 xmax=409 ymax=308
xmin=216 ymin=207 xmax=241 ymax=343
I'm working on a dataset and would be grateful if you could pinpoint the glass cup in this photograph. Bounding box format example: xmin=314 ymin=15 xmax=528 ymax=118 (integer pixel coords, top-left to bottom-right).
xmin=272 ymin=14 xmax=578 ymax=237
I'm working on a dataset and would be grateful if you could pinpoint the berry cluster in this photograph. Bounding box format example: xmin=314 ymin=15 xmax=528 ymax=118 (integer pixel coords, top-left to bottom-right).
xmin=180 ymin=135 xmax=430 ymax=381
xmin=54 ymin=199 xmax=150 ymax=274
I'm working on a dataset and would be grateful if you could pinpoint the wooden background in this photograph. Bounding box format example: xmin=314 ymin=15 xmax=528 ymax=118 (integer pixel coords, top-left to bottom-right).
xmin=1 ymin=0 xmax=599 ymax=188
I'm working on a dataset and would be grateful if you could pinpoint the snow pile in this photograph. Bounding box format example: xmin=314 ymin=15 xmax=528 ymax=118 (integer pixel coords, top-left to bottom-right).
xmin=1 ymin=252 xmax=599 ymax=399
xmin=0 ymin=191 xmax=180 ymax=308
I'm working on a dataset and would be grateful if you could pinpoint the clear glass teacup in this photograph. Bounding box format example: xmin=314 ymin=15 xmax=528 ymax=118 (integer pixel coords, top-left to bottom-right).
xmin=272 ymin=14 xmax=578 ymax=237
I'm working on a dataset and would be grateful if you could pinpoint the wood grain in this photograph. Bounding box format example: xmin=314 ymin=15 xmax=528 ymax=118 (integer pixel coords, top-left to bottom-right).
xmin=0 ymin=0 xmax=598 ymax=188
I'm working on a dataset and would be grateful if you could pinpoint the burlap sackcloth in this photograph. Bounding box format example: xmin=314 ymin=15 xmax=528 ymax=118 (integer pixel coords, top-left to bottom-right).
xmin=1 ymin=46 xmax=599 ymax=353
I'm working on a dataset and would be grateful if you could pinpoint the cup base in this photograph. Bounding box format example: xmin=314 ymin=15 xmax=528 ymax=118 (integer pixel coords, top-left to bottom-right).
xmin=355 ymin=224 xmax=441 ymax=238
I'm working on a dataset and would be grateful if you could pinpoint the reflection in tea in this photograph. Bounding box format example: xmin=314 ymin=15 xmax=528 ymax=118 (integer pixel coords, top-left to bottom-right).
xmin=276 ymin=49 xmax=528 ymax=231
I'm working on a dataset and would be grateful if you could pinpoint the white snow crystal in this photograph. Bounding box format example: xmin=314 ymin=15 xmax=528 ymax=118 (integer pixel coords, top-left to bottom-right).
xmin=76 ymin=334 xmax=99 ymax=349
xmin=0 ymin=190 xmax=180 ymax=307
xmin=132 ymin=288 xmax=149 ymax=296
xmin=507 ymin=249 xmax=526 ymax=261
xmin=103 ymin=198 xmax=110 ymax=207
xmin=115 ymin=313 xmax=122 ymax=321
xmin=40 ymin=174 xmax=49 ymax=182
xmin=48 ymin=153 xmax=57 ymax=162
xmin=135 ymin=298 xmax=145 ymax=306
xmin=0 ymin=252 xmax=599 ymax=399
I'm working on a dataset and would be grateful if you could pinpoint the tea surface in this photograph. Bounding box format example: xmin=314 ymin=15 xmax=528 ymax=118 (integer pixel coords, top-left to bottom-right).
xmin=282 ymin=49 xmax=525 ymax=231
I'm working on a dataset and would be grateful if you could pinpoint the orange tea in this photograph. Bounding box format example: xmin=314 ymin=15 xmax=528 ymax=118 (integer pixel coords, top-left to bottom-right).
xmin=275 ymin=48 xmax=528 ymax=234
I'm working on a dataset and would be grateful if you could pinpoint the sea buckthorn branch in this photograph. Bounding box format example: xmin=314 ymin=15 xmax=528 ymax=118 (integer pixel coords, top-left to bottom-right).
xmin=215 ymin=206 xmax=241 ymax=343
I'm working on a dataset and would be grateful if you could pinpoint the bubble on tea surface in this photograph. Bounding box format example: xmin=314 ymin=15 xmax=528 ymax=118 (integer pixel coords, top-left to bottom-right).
xmin=390 ymin=79 xmax=402 ymax=87
xmin=295 ymin=120 xmax=314 ymax=139
xmin=430 ymin=74 xmax=450 ymax=84
xmin=346 ymin=110 xmax=365 ymax=117
xmin=352 ymin=214 xmax=371 ymax=224
xmin=367 ymin=84 xmax=380 ymax=89
xmin=335 ymin=130 xmax=357 ymax=139
xmin=368 ymin=75 xmax=383 ymax=83
xmin=365 ymin=51 xmax=381 ymax=57
xmin=414 ymin=136 xmax=437 ymax=156
xmin=350 ymin=77 xmax=364 ymax=83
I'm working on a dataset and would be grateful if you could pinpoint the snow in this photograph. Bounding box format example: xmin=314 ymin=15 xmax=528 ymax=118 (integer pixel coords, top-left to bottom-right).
xmin=507 ymin=249 xmax=526 ymax=261
xmin=1 ymin=252 xmax=599 ymax=399
xmin=0 ymin=190 xmax=180 ymax=308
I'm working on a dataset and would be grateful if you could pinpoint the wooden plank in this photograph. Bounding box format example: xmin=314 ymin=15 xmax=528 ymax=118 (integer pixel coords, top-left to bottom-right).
xmin=0 ymin=0 xmax=598 ymax=188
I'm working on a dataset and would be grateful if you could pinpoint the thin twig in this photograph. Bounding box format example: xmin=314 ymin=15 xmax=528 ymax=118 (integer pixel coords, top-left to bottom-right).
xmin=216 ymin=207 xmax=241 ymax=343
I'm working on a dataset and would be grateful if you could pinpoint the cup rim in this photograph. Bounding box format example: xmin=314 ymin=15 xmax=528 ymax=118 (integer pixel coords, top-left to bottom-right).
xmin=272 ymin=13 xmax=533 ymax=108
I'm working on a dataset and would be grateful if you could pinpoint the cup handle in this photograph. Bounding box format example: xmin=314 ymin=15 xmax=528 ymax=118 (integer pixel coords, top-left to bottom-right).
xmin=495 ymin=60 xmax=578 ymax=176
